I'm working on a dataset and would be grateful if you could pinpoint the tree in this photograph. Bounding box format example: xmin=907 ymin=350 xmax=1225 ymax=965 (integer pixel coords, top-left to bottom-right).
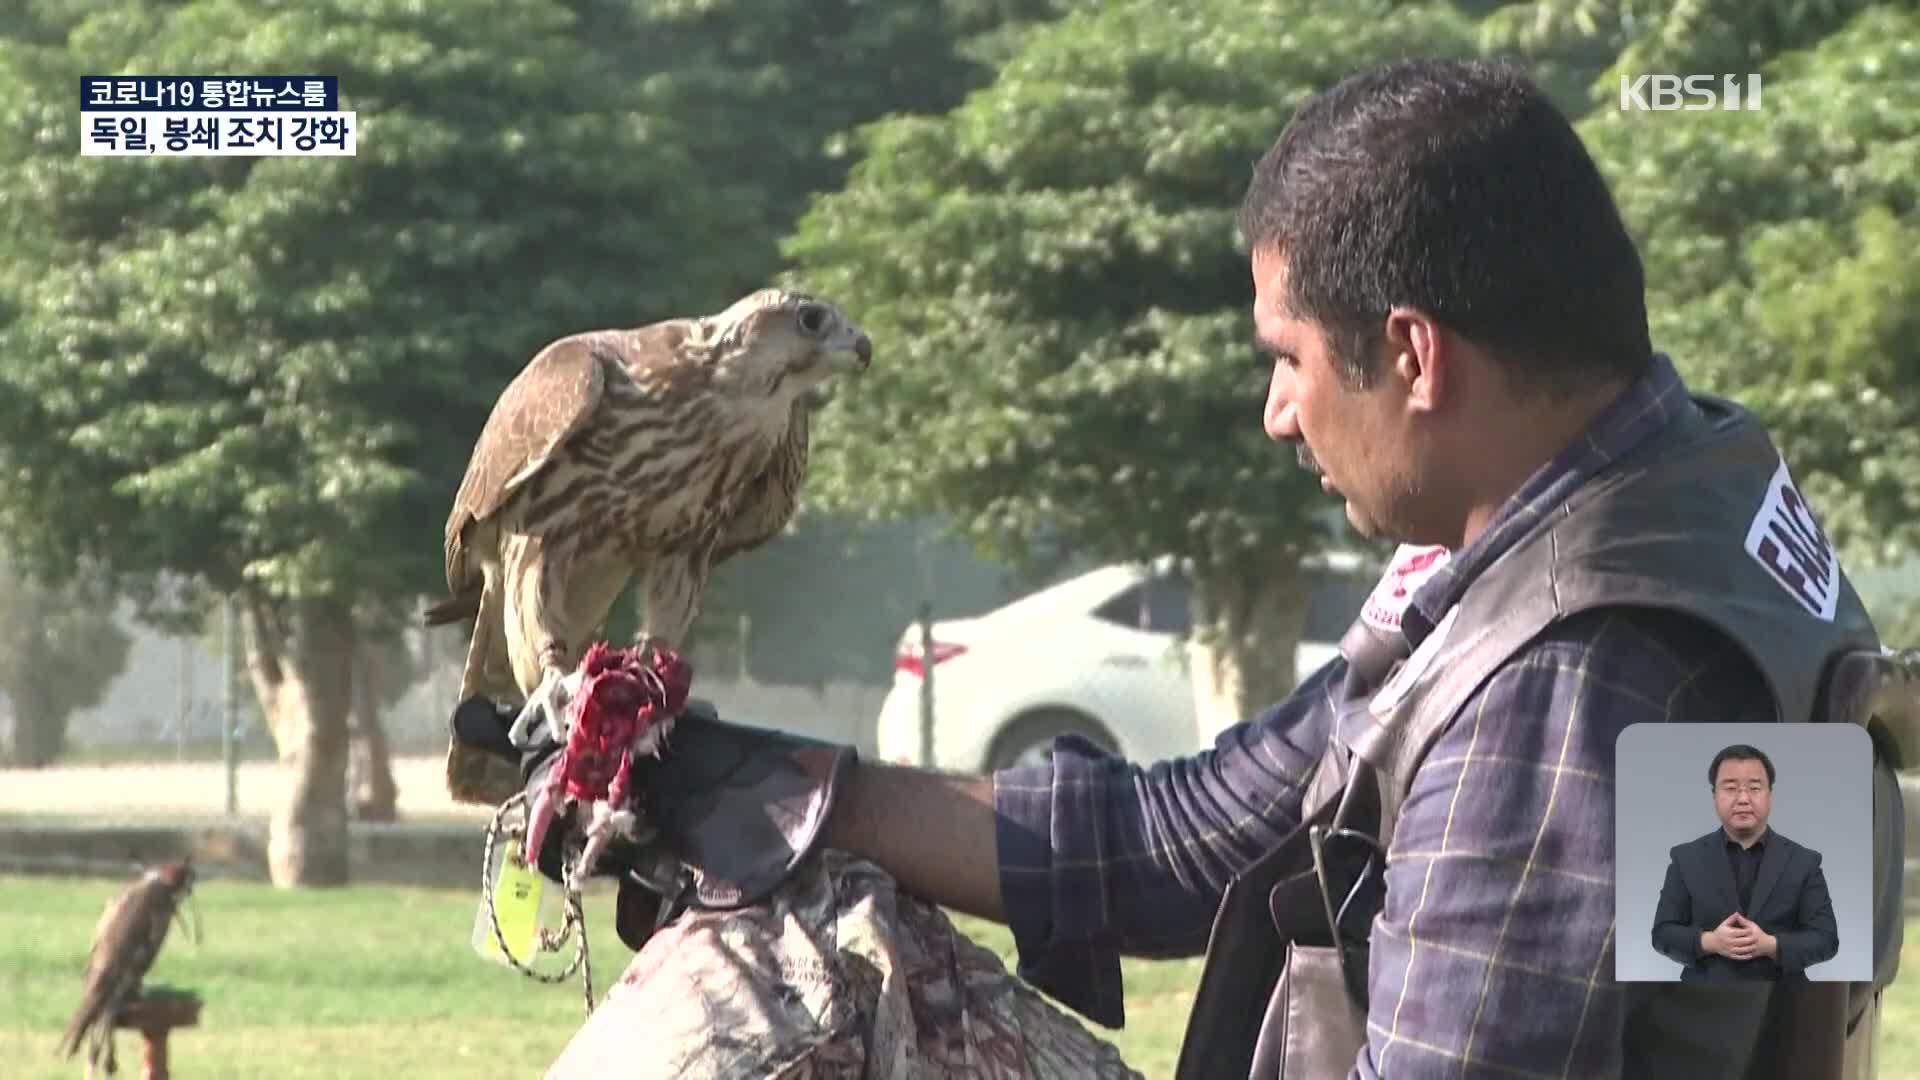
xmin=584 ymin=0 xmax=1082 ymax=675
xmin=614 ymin=0 xmax=1070 ymax=301
xmin=1870 ymin=592 xmax=1920 ymax=652
xmin=1475 ymin=0 xmax=1885 ymax=115
xmin=0 ymin=0 xmax=738 ymax=884
xmin=787 ymin=0 xmax=1475 ymax=730
xmin=346 ymin=607 xmax=419 ymax=823
xmin=0 ymin=557 xmax=133 ymax=766
xmin=1568 ymin=3 xmax=1920 ymax=569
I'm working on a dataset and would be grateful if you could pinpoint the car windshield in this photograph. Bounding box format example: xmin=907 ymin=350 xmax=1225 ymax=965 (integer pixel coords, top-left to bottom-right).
xmin=1092 ymin=565 xmax=1376 ymax=644
xmin=987 ymin=565 xmax=1141 ymax=623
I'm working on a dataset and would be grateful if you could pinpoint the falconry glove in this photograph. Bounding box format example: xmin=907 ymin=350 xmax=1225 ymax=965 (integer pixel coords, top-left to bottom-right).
xmin=451 ymin=694 xmax=857 ymax=950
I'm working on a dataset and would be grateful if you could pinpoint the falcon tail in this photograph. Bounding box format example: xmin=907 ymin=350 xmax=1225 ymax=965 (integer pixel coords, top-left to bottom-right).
xmin=422 ymin=586 xmax=482 ymax=627
xmin=56 ymin=991 xmax=106 ymax=1060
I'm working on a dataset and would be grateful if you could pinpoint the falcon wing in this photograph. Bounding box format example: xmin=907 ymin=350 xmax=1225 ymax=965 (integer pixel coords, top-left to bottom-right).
xmin=59 ymin=879 xmax=162 ymax=1057
xmin=442 ymin=335 xmax=612 ymax=593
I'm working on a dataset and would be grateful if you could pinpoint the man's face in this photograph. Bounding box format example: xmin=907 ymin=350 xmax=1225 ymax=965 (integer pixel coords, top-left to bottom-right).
xmin=1713 ymin=758 xmax=1772 ymax=836
xmin=1251 ymin=248 xmax=1423 ymax=540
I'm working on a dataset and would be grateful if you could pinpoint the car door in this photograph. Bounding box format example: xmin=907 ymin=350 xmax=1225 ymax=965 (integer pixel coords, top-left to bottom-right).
xmin=1080 ymin=570 xmax=1200 ymax=765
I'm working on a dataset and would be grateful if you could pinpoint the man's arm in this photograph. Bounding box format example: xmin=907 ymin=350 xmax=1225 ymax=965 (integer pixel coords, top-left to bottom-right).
xmin=1355 ymin=608 xmax=1777 ymax=1080
xmin=1649 ymin=851 xmax=1703 ymax=966
xmin=824 ymin=761 xmax=1006 ymax=921
xmin=1767 ymin=856 xmax=1840 ymax=974
xmin=824 ymin=657 xmax=1346 ymax=1027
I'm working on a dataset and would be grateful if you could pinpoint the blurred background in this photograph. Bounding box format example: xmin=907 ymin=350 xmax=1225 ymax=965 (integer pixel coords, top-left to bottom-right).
xmin=0 ymin=0 xmax=1916 ymax=1076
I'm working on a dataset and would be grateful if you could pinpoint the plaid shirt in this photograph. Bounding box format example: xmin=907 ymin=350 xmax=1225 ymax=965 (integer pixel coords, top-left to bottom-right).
xmin=993 ymin=354 xmax=1783 ymax=1077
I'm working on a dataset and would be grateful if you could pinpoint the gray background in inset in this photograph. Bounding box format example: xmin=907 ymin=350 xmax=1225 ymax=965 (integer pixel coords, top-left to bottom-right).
xmin=1614 ymin=722 xmax=1873 ymax=982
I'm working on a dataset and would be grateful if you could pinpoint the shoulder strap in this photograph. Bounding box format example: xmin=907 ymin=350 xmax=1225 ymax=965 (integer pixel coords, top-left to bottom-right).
xmin=1347 ymin=594 xmax=1560 ymax=847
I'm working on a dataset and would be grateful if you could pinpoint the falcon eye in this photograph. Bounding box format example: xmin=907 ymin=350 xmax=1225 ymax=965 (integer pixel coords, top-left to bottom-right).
xmin=796 ymin=304 xmax=828 ymax=335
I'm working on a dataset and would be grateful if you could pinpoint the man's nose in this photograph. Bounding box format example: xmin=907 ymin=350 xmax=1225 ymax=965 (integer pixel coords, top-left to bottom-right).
xmin=1263 ymin=379 xmax=1300 ymax=442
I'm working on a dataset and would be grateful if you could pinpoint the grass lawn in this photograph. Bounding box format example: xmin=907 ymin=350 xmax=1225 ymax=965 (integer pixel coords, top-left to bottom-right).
xmin=0 ymin=873 xmax=1912 ymax=1079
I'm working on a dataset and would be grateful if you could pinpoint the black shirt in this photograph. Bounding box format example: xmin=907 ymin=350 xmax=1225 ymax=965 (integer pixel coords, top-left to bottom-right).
xmin=1724 ymin=829 xmax=1767 ymax=911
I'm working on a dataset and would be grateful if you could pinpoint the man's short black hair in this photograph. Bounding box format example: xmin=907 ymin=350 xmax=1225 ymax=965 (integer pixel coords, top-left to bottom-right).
xmin=1709 ymin=744 xmax=1777 ymax=788
xmin=1238 ymin=57 xmax=1653 ymax=394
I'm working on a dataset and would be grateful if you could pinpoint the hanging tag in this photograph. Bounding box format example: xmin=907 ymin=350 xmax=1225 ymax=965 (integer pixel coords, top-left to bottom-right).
xmin=471 ymin=836 xmax=545 ymax=967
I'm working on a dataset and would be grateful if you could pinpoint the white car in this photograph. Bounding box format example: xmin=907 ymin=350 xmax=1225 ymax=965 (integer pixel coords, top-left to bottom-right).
xmin=875 ymin=552 xmax=1378 ymax=772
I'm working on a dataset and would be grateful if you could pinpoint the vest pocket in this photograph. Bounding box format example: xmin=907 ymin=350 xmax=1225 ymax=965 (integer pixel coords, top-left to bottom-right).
xmin=1249 ymin=943 xmax=1368 ymax=1080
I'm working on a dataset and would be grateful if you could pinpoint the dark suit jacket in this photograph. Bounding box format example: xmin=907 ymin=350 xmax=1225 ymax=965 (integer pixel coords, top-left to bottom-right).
xmin=1650 ymin=827 xmax=1839 ymax=982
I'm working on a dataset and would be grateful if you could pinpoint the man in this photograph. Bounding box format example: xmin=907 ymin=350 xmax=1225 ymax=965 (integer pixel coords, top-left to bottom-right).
xmin=456 ymin=58 xmax=1906 ymax=1079
xmin=1651 ymin=744 xmax=1841 ymax=983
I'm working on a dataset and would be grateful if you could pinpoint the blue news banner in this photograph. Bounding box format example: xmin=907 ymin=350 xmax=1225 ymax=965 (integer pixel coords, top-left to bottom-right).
xmin=81 ymin=75 xmax=356 ymax=157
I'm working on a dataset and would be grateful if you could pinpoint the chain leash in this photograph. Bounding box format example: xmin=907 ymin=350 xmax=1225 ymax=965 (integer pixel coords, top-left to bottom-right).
xmin=480 ymin=790 xmax=596 ymax=1016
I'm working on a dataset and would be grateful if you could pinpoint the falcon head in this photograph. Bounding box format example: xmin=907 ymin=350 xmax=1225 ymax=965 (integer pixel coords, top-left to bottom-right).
xmin=150 ymin=857 xmax=194 ymax=892
xmin=705 ymin=288 xmax=872 ymax=396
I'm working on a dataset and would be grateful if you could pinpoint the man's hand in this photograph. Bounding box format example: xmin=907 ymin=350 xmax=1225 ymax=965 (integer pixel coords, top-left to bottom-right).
xmin=1702 ymin=913 xmax=1776 ymax=960
xmin=452 ymin=692 xmax=857 ymax=948
xmin=1700 ymin=912 xmax=1743 ymax=957
xmin=1724 ymin=913 xmax=1777 ymax=960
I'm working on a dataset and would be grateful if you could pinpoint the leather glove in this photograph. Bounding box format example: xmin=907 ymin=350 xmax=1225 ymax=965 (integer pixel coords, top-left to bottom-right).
xmin=450 ymin=693 xmax=857 ymax=950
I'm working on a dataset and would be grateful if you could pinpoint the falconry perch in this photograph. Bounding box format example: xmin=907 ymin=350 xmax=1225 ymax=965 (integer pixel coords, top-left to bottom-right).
xmin=58 ymin=858 xmax=199 ymax=1077
xmin=426 ymin=288 xmax=872 ymax=806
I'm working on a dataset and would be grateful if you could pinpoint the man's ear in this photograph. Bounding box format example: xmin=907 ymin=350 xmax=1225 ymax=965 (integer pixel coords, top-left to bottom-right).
xmin=1381 ymin=307 xmax=1449 ymax=414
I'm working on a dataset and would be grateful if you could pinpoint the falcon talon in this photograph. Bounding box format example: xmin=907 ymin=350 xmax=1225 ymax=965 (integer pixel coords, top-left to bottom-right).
xmin=508 ymin=666 xmax=576 ymax=749
xmin=523 ymin=641 xmax=692 ymax=875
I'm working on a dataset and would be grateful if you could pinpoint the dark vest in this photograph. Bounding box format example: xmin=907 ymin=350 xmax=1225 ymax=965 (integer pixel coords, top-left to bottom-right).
xmin=1175 ymin=393 xmax=1907 ymax=1080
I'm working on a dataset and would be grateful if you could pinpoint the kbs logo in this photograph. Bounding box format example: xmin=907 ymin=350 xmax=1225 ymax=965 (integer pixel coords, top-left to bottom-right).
xmin=1619 ymin=74 xmax=1763 ymax=112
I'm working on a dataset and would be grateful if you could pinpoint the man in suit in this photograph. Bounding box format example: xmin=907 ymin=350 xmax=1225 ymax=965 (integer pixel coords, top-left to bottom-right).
xmin=1651 ymin=743 xmax=1841 ymax=982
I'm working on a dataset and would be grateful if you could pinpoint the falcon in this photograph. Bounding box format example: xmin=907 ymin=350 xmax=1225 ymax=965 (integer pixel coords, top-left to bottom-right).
xmin=57 ymin=858 xmax=199 ymax=1077
xmin=425 ymin=288 xmax=872 ymax=805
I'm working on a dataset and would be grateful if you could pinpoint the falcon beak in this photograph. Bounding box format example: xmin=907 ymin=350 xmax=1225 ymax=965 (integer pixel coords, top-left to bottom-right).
xmin=175 ymin=891 xmax=203 ymax=946
xmin=825 ymin=330 xmax=873 ymax=373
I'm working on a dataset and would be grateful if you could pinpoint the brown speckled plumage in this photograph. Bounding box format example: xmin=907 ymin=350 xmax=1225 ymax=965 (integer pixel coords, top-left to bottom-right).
xmin=57 ymin=860 xmax=196 ymax=1075
xmin=427 ymin=288 xmax=871 ymax=804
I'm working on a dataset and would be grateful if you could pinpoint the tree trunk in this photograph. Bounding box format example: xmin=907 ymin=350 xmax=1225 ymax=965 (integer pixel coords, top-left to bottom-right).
xmin=3 ymin=587 xmax=66 ymax=767
xmin=348 ymin=639 xmax=399 ymax=823
xmin=1185 ymin=559 xmax=1310 ymax=747
xmin=241 ymin=594 xmax=355 ymax=887
xmin=8 ymin=692 xmax=67 ymax=768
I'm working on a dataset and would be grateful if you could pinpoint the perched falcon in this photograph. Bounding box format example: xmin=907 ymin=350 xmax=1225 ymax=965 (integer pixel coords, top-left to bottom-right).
xmin=58 ymin=858 xmax=198 ymax=1077
xmin=425 ymin=288 xmax=872 ymax=805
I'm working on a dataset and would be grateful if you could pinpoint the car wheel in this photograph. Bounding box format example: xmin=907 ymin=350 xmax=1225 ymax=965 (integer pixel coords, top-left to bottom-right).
xmin=985 ymin=709 xmax=1121 ymax=772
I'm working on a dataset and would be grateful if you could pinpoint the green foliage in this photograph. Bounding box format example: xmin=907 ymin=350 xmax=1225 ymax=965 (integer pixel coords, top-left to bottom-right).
xmin=788 ymin=0 xmax=1478 ymax=577
xmin=1481 ymin=0 xmax=1882 ymax=117
xmin=0 ymin=0 xmax=1915 ymax=701
xmin=0 ymin=0 xmax=1071 ymax=701
xmin=1576 ymin=5 xmax=1920 ymax=566
xmin=551 ymin=0 xmax=1077 ymax=666
xmin=0 ymin=0 xmax=747 ymax=615
xmin=1876 ymin=595 xmax=1920 ymax=651
xmin=619 ymin=0 xmax=1069 ymax=297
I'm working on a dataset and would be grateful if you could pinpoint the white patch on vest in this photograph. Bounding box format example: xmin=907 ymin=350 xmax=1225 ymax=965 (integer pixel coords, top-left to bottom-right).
xmin=1743 ymin=456 xmax=1839 ymax=622
xmin=1359 ymin=544 xmax=1453 ymax=633
xmin=1369 ymin=606 xmax=1461 ymax=717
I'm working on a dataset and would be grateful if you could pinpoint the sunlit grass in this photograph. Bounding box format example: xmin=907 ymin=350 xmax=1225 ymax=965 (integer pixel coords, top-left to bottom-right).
xmin=2 ymin=873 xmax=1911 ymax=1079
xmin=0 ymin=873 xmax=1200 ymax=1078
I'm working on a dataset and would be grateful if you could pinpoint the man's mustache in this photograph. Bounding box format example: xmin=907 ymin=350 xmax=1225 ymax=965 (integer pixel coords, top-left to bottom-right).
xmin=1296 ymin=444 xmax=1323 ymax=476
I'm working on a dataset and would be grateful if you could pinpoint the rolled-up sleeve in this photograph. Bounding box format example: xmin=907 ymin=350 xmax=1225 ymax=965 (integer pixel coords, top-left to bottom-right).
xmin=991 ymin=657 xmax=1343 ymax=1027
